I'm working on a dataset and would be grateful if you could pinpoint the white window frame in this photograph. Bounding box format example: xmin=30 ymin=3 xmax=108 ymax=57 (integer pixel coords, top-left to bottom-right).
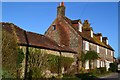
xmin=78 ymin=22 xmax=82 ymax=32
xmin=85 ymin=60 xmax=89 ymax=69
xmin=52 ymin=25 xmax=56 ymax=30
xmin=97 ymin=45 xmax=99 ymax=53
xmin=85 ymin=41 xmax=89 ymax=51
xmin=106 ymin=39 xmax=108 ymax=45
xmin=101 ymin=61 xmax=102 ymax=67
xmin=91 ymin=30 xmax=93 ymax=37
xmin=106 ymin=49 xmax=107 ymax=55
xmin=97 ymin=60 xmax=100 ymax=68
xmin=111 ymin=51 xmax=113 ymax=56
xmin=100 ymin=36 xmax=102 ymax=42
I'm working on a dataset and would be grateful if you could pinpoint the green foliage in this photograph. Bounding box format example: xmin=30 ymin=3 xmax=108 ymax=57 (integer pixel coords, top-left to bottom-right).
xmin=91 ymin=67 xmax=106 ymax=75
xmin=78 ymin=51 xmax=86 ymax=67
xmin=109 ymin=62 xmax=117 ymax=72
xmin=2 ymin=69 xmax=13 ymax=78
xmin=27 ymin=48 xmax=74 ymax=78
xmin=75 ymin=73 xmax=97 ymax=80
xmin=84 ymin=51 xmax=99 ymax=60
xmin=61 ymin=56 xmax=74 ymax=71
xmin=84 ymin=50 xmax=99 ymax=71
xmin=2 ymin=30 xmax=18 ymax=78
xmin=17 ymin=48 xmax=24 ymax=67
xmin=47 ymin=54 xmax=74 ymax=73
xmin=47 ymin=54 xmax=59 ymax=73
xmin=27 ymin=67 xmax=42 ymax=78
xmin=28 ymin=48 xmax=48 ymax=78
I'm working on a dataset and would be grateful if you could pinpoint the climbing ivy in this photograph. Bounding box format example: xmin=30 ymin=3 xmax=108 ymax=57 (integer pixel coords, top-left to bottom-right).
xmin=47 ymin=54 xmax=74 ymax=73
xmin=16 ymin=48 xmax=24 ymax=68
xmin=27 ymin=48 xmax=74 ymax=78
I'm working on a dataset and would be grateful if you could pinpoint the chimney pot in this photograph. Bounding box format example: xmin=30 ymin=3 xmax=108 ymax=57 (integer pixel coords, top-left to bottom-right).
xmin=60 ymin=2 xmax=64 ymax=6
xmin=57 ymin=2 xmax=65 ymax=16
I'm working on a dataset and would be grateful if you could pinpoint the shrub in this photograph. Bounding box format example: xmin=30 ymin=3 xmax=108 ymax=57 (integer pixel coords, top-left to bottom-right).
xmin=2 ymin=30 xmax=18 ymax=78
xmin=17 ymin=48 xmax=24 ymax=68
xmin=47 ymin=54 xmax=74 ymax=74
xmin=109 ymin=63 xmax=117 ymax=72
xmin=91 ymin=67 xmax=106 ymax=75
xmin=75 ymin=73 xmax=97 ymax=80
xmin=97 ymin=67 xmax=106 ymax=74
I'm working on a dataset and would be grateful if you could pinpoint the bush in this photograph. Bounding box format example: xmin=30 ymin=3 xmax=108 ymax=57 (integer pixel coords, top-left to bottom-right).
xmin=47 ymin=54 xmax=74 ymax=74
xmin=75 ymin=73 xmax=97 ymax=80
xmin=109 ymin=63 xmax=117 ymax=72
xmin=97 ymin=67 xmax=106 ymax=74
xmin=91 ymin=67 xmax=106 ymax=75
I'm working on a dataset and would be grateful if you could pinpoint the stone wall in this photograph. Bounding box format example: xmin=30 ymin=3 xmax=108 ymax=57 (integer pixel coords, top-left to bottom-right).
xmin=45 ymin=16 xmax=82 ymax=53
xmin=19 ymin=46 xmax=75 ymax=78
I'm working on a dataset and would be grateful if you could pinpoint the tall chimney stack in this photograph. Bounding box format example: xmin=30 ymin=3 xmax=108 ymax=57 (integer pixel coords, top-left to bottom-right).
xmin=57 ymin=2 xmax=65 ymax=16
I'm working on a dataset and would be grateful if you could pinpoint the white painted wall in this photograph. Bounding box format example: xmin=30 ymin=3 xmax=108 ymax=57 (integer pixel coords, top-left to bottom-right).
xmin=85 ymin=60 xmax=89 ymax=69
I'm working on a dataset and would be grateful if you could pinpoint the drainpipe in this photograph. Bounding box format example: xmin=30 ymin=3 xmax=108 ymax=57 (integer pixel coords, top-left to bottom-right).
xmin=24 ymin=31 xmax=29 ymax=80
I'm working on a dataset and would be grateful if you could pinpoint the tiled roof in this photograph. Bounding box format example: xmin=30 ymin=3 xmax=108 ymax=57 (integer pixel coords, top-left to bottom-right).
xmin=1 ymin=22 xmax=76 ymax=53
xmin=62 ymin=16 xmax=114 ymax=51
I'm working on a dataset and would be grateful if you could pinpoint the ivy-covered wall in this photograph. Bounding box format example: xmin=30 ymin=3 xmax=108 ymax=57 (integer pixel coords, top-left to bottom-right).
xmin=2 ymin=30 xmax=18 ymax=78
xmin=19 ymin=46 xmax=75 ymax=78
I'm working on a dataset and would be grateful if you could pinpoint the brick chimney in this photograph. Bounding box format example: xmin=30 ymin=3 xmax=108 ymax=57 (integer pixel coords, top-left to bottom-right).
xmin=83 ymin=20 xmax=93 ymax=37
xmin=94 ymin=33 xmax=102 ymax=42
xmin=57 ymin=2 xmax=65 ymax=16
xmin=102 ymin=37 xmax=108 ymax=45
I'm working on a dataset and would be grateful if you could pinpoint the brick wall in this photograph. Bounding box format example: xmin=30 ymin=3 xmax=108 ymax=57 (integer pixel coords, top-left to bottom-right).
xmin=45 ymin=16 xmax=82 ymax=53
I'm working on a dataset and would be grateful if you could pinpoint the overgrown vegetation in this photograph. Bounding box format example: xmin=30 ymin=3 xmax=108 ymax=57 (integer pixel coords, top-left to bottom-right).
xmin=84 ymin=50 xmax=99 ymax=71
xmin=17 ymin=48 xmax=24 ymax=68
xmin=27 ymin=48 xmax=74 ymax=78
xmin=28 ymin=48 xmax=48 ymax=78
xmin=109 ymin=62 xmax=118 ymax=72
xmin=2 ymin=30 xmax=18 ymax=78
xmin=47 ymin=54 xmax=74 ymax=74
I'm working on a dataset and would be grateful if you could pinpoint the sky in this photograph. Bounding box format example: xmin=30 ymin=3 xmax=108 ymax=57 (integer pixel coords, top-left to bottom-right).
xmin=2 ymin=2 xmax=118 ymax=58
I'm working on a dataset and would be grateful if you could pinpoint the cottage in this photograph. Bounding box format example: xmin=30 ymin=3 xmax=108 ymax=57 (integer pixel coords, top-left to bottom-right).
xmin=45 ymin=2 xmax=114 ymax=71
xmin=1 ymin=2 xmax=115 ymax=78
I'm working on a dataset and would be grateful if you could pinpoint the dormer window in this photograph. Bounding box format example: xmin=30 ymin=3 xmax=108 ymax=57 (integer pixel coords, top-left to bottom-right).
xmin=52 ymin=25 xmax=56 ymax=30
xmin=106 ymin=39 xmax=108 ymax=45
xmin=91 ymin=30 xmax=93 ymax=37
xmin=78 ymin=22 xmax=82 ymax=32
xmin=100 ymin=36 xmax=102 ymax=42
